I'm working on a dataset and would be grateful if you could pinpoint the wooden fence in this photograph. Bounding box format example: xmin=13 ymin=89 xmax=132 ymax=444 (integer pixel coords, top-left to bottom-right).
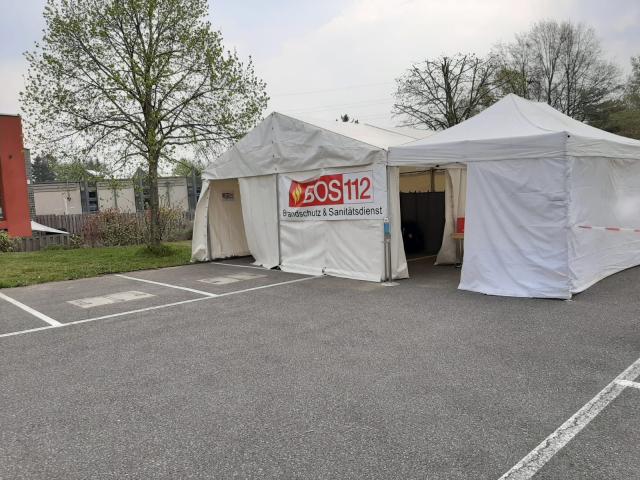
xmin=33 ymin=211 xmax=196 ymax=235
xmin=8 ymin=211 xmax=196 ymax=252
xmin=14 ymin=234 xmax=73 ymax=252
xmin=33 ymin=214 xmax=87 ymax=234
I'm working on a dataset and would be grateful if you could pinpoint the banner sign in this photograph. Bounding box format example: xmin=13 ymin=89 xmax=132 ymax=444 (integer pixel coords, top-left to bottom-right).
xmin=279 ymin=168 xmax=386 ymax=221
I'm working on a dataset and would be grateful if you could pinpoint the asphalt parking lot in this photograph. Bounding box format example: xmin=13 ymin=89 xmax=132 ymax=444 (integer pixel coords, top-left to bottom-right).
xmin=0 ymin=257 xmax=639 ymax=479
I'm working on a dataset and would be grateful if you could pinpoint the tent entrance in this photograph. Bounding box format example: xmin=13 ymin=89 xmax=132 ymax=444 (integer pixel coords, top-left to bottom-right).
xmin=398 ymin=169 xmax=446 ymax=259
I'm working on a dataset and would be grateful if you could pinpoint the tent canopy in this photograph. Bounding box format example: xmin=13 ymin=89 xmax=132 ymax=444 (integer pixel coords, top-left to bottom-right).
xmin=30 ymin=221 xmax=68 ymax=235
xmin=389 ymin=94 xmax=640 ymax=164
xmin=202 ymin=112 xmax=432 ymax=180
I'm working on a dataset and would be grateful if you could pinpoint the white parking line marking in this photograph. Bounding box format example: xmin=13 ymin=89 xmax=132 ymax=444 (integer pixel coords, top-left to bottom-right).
xmin=0 ymin=275 xmax=317 ymax=340
xmin=0 ymin=292 xmax=62 ymax=327
xmin=70 ymin=297 xmax=211 ymax=323
xmin=216 ymin=276 xmax=317 ymax=297
xmin=68 ymin=291 xmax=156 ymax=309
xmin=0 ymin=325 xmax=58 ymax=339
xmin=115 ymin=274 xmax=218 ymax=297
xmin=0 ymin=297 xmax=211 ymax=340
xmin=615 ymin=379 xmax=640 ymax=390
xmin=499 ymin=355 xmax=640 ymax=480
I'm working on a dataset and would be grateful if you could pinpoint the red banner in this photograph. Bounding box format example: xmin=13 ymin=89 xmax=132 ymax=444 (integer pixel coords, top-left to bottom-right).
xmin=288 ymin=173 xmax=373 ymax=207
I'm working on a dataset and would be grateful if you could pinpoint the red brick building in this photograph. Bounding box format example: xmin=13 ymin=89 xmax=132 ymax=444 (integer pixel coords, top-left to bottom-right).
xmin=0 ymin=115 xmax=32 ymax=237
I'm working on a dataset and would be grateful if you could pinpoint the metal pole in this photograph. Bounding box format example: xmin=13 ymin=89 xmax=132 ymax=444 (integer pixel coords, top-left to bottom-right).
xmin=382 ymin=165 xmax=398 ymax=286
xmin=205 ymin=182 xmax=212 ymax=261
xmin=384 ymin=218 xmax=392 ymax=282
xmin=275 ymin=174 xmax=282 ymax=268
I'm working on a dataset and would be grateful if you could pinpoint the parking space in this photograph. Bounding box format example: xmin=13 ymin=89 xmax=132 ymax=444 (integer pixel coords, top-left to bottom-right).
xmin=119 ymin=260 xmax=309 ymax=296
xmin=0 ymin=259 xmax=313 ymax=334
xmin=2 ymin=274 xmax=203 ymax=325
xmin=0 ymin=299 xmax=47 ymax=334
xmin=0 ymin=256 xmax=639 ymax=479
xmin=533 ymin=387 xmax=640 ymax=479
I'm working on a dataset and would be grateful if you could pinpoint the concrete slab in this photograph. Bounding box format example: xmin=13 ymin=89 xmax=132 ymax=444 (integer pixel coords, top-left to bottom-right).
xmin=3 ymin=275 xmax=202 ymax=324
xmin=68 ymin=291 xmax=157 ymax=309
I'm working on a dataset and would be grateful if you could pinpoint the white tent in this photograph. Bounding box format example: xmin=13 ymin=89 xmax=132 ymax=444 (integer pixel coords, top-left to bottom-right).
xmin=30 ymin=221 xmax=69 ymax=235
xmin=389 ymin=94 xmax=640 ymax=299
xmin=192 ymin=112 xmax=432 ymax=281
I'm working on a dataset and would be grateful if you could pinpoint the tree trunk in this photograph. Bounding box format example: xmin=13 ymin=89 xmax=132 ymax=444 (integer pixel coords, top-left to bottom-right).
xmin=147 ymin=155 xmax=161 ymax=249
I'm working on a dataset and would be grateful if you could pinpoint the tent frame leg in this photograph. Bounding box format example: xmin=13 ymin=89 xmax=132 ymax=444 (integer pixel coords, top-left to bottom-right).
xmin=383 ymin=166 xmax=398 ymax=286
xmin=275 ymin=173 xmax=282 ymax=268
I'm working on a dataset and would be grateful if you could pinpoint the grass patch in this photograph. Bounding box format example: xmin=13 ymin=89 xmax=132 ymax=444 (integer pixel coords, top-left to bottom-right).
xmin=0 ymin=241 xmax=193 ymax=288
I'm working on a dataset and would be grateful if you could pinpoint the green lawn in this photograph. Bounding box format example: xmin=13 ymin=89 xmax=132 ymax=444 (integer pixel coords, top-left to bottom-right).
xmin=0 ymin=241 xmax=193 ymax=288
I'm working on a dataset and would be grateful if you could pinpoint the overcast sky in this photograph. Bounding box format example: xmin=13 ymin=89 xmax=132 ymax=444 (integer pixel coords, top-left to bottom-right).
xmin=1 ymin=0 xmax=639 ymax=130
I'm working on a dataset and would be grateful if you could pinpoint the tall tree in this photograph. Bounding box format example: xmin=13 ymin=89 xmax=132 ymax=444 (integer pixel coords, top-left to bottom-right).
xmin=22 ymin=0 xmax=268 ymax=248
xmin=494 ymin=20 xmax=620 ymax=121
xmin=393 ymin=53 xmax=499 ymax=130
xmin=31 ymin=154 xmax=57 ymax=183
xmin=590 ymin=55 xmax=640 ymax=139
xmin=625 ymin=55 xmax=640 ymax=109
xmin=54 ymin=159 xmax=107 ymax=182
xmin=172 ymin=158 xmax=205 ymax=177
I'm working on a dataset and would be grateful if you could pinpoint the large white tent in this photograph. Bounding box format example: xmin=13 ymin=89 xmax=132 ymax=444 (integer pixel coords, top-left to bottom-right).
xmin=192 ymin=112 xmax=432 ymax=282
xmin=389 ymin=94 xmax=640 ymax=299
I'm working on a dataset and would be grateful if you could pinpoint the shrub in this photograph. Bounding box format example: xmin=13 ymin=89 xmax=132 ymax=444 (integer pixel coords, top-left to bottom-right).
xmin=82 ymin=208 xmax=189 ymax=247
xmin=0 ymin=231 xmax=16 ymax=253
xmin=69 ymin=234 xmax=84 ymax=249
xmin=83 ymin=209 xmax=144 ymax=247
xmin=143 ymin=207 xmax=191 ymax=243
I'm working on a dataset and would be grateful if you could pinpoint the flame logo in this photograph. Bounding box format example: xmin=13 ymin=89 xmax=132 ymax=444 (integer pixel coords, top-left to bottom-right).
xmin=291 ymin=183 xmax=303 ymax=205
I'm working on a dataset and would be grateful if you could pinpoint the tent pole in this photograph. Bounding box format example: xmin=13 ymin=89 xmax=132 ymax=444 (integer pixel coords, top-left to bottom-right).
xmin=205 ymin=182 xmax=212 ymax=261
xmin=383 ymin=165 xmax=396 ymax=285
xmin=275 ymin=174 xmax=282 ymax=268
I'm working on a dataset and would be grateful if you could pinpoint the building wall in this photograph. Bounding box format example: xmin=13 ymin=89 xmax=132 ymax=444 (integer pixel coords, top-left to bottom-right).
xmin=159 ymin=177 xmax=189 ymax=212
xmin=97 ymin=181 xmax=137 ymax=213
xmin=0 ymin=115 xmax=32 ymax=237
xmin=32 ymin=183 xmax=83 ymax=215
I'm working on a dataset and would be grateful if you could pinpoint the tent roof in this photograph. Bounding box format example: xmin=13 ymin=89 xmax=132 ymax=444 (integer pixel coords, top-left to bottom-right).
xmin=30 ymin=221 xmax=68 ymax=235
xmin=389 ymin=94 xmax=640 ymax=164
xmin=202 ymin=112 xmax=433 ymax=180
xmin=290 ymin=117 xmax=432 ymax=149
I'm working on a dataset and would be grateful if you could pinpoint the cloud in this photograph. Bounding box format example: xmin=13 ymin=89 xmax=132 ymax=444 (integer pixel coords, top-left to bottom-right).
xmin=2 ymin=0 xmax=638 ymax=128
xmin=258 ymin=0 xmax=638 ymax=126
xmin=0 ymin=60 xmax=26 ymax=114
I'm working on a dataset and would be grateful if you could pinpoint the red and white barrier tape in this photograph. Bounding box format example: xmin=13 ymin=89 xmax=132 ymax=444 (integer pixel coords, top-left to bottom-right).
xmin=578 ymin=225 xmax=640 ymax=232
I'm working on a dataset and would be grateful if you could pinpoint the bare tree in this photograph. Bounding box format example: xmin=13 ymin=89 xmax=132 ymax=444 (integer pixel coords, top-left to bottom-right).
xmin=22 ymin=0 xmax=268 ymax=248
xmin=494 ymin=20 xmax=620 ymax=121
xmin=393 ymin=54 xmax=499 ymax=130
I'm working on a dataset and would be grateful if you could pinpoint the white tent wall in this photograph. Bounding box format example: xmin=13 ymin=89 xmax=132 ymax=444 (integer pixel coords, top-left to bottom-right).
xmin=436 ymin=167 xmax=467 ymax=265
xmin=238 ymin=175 xmax=279 ymax=268
xmin=388 ymin=167 xmax=409 ymax=279
xmin=208 ymin=179 xmax=250 ymax=259
xmin=193 ymin=112 xmax=434 ymax=281
xmin=568 ymin=156 xmax=640 ymax=293
xmin=191 ymin=180 xmax=211 ymax=261
xmin=459 ymin=158 xmax=571 ymax=298
xmin=279 ymin=162 xmax=393 ymax=281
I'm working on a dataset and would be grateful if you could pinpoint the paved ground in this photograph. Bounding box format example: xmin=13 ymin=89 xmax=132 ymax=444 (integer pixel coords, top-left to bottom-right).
xmin=0 ymin=257 xmax=638 ymax=479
